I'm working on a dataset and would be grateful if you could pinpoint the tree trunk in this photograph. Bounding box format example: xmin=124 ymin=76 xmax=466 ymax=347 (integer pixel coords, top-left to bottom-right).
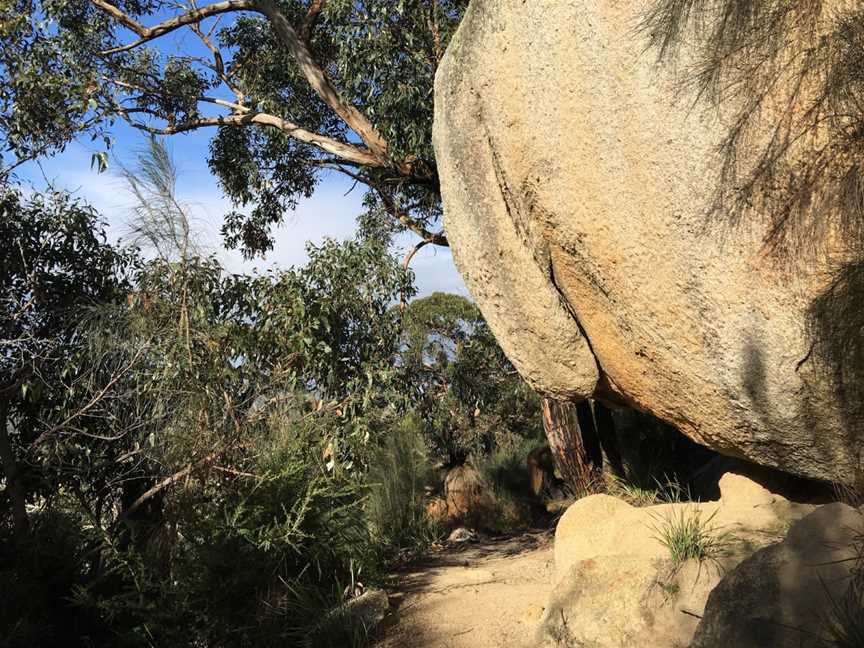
xmin=0 ymin=400 xmax=29 ymax=538
xmin=541 ymin=397 xmax=603 ymax=496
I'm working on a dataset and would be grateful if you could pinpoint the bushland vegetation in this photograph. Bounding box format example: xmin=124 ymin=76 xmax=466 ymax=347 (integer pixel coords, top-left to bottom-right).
xmin=0 ymin=139 xmax=544 ymax=648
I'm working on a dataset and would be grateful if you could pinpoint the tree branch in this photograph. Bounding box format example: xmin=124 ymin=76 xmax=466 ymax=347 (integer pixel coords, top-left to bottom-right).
xmin=331 ymin=165 xmax=448 ymax=245
xmin=403 ymin=239 xmax=431 ymax=270
xmin=115 ymin=106 xmax=384 ymax=167
xmin=92 ymin=0 xmax=259 ymax=54
xmin=117 ymin=449 xmax=223 ymax=522
xmin=254 ymin=0 xmax=389 ymax=160
xmin=93 ymin=0 xmax=393 ymax=167
xmin=301 ymin=0 xmax=328 ymax=44
xmin=189 ymin=20 xmax=245 ymax=102
xmin=31 ymin=345 xmax=148 ymax=448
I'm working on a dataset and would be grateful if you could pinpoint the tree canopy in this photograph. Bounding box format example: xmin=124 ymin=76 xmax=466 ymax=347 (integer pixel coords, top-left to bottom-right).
xmin=0 ymin=0 xmax=468 ymax=257
xmin=0 ymin=138 xmax=544 ymax=646
xmin=0 ymin=186 xmax=135 ymax=537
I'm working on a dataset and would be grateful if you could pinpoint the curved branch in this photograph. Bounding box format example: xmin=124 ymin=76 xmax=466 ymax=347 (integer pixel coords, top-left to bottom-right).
xmin=323 ymin=165 xmax=448 ymax=246
xmin=93 ymin=0 xmax=258 ymax=54
xmin=403 ymin=239 xmax=431 ymax=270
xmin=255 ymin=0 xmax=389 ymax=160
xmin=399 ymin=240 xmax=432 ymax=310
xmin=117 ymin=449 xmax=223 ymax=522
xmin=117 ymin=109 xmax=384 ymax=168
xmin=301 ymin=0 xmax=328 ymax=44
xmin=375 ymin=185 xmax=449 ymax=246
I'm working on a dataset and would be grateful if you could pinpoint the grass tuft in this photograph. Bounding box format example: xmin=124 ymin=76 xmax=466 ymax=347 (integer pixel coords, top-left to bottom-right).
xmin=607 ymin=478 xmax=663 ymax=507
xmin=650 ymin=506 xmax=733 ymax=567
xmin=366 ymin=416 xmax=441 ymax=559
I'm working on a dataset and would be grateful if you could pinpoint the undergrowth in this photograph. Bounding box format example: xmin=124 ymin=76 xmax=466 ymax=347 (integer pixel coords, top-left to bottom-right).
xmin=366 ymin=415 xmax=442 ymax=561
xmin=472 ymin=436 xmax=544 ymax=534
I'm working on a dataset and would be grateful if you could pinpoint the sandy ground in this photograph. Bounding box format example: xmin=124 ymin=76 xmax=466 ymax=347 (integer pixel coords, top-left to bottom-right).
xmin=375 ymin=531 xmax=555 ymax=648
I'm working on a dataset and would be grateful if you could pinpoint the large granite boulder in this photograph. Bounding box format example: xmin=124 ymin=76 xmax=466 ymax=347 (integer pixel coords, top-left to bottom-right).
xmin=433 ymin=0 xmax=862 ymax=482
xmin=536 ymin=473 xmax=835 ymax=648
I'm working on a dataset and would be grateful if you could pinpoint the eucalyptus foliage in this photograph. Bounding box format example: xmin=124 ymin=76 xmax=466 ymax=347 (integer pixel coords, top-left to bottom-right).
xmin=0 ymin=0 xmax=468 ymax=255
xmin=0 ymin=185 xmax=134 ymax=538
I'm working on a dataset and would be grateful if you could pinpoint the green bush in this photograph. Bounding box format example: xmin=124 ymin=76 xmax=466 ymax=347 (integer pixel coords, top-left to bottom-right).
xmin=470 ymin=437 xmax=543 ymax=534
xmin=366 ymin=415 xmax=440 ymax=559
xmin=0 ymin=510 xmax=106 ymax=648
xmin=476 ymin=436 xmax=545 ymax=501
xmin=59 ymin=409 xmax=379 ymax=648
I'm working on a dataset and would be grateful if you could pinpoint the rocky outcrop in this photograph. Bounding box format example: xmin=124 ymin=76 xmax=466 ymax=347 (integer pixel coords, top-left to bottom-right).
xmin=692 ymin=502 xmax=863 ymax=648
xmin=432 ymin=0 xmax=862 ymax=482
xmin=536 ymin=473 xmax=816 ymax=647
xmin=331 ymin=589 xmax=389 ymax=636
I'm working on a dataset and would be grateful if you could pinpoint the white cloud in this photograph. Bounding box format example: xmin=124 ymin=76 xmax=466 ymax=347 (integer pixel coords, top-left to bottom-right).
xmin=17 ymin=142 xmax=468 ymax=297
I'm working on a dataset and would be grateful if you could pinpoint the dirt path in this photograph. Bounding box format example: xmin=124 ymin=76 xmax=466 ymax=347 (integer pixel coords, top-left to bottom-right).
xmin=376 ymin=531 xmax=555 ymax=648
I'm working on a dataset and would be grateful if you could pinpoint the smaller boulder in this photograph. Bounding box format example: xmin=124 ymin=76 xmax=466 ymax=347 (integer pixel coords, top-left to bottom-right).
xmin=425 ymin=497 xmax=448 ymax=525
xmin=322 ymin=589 xmax=389 ymax=639
xmin=448 ymin=527 xmax=476 ymax=543
xmin=539 ymin=472 xmax=820 ymax=647
xmin=692 ymin=503 xmax=863 ymax=648
xmin=444 ymin=465 xmax=487 ymax=520
xmin=343 ymin=589 xmax=389 ymax=632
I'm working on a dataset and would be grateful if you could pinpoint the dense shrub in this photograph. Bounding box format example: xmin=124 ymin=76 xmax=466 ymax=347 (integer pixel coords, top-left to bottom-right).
xmin=366 ymin=415 xmax=441 ymax=560
xmin=459 ymin=436 xmax=545 ymax=534
xmin=0 ymin=151 xmax=543 ymax=646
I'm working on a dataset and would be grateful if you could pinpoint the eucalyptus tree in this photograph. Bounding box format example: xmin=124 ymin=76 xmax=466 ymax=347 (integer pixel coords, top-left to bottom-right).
xmin=0 ymin=186 xmax=133 ymax=539
xmin=399 ymin=292 xmax=542 ymax=464
xmin=0 ymin=0 xmax=468 ymax=256
xmin=0 ymin=0 xmax=612 ymax=488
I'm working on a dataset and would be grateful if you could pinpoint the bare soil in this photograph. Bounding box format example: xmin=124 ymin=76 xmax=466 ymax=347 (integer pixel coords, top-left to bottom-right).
xmin=375 ymin=530 xmax=555 ymax=648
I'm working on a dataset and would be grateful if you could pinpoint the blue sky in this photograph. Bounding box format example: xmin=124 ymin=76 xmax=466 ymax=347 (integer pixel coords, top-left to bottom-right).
xmin=16 ymin=126 xmax=468 ymax=297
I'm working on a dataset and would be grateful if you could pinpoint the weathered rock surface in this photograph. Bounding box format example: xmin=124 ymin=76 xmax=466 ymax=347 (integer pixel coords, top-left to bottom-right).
xmin=433 ymin=0 xmax=862 ymax=481
xmin=537 ymin=473 xmax=816 ymax=647
xmin=444 ymin=465 xmax=487 ymax=520
xmin=692 ymin=502 xmax=863 ymax=648
xmin=337 ymin=589 xmax=389 ymax=634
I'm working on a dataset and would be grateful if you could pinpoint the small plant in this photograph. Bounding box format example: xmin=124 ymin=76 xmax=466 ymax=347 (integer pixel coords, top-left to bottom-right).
xmin=476 ymin=437 xmax=542 ymax=501
xmin=651 ymin=506 xmax=733 ymax=567
xmin=544 ymin=609 xmax=600 ymax=648
xmin=471 ymin=438 xmax=540 ymax=534
xmin=607 ymin=475 xmax=686 ymax=507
